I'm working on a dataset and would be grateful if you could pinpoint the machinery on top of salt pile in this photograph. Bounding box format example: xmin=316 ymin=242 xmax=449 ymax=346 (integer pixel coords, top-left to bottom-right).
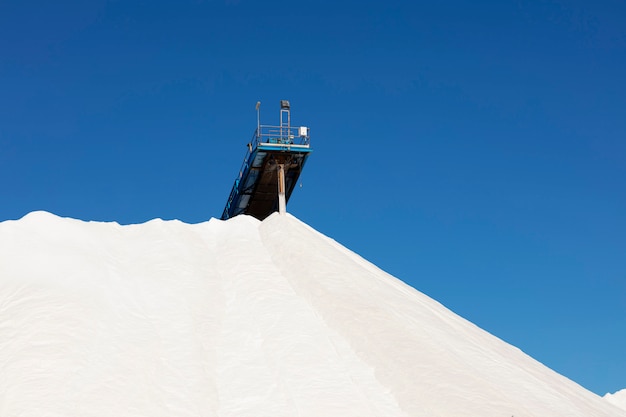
xmin=221 ymin=100 xmax=312 ymax=221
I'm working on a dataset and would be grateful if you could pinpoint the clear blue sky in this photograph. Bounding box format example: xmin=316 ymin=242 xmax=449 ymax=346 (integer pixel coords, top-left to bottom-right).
xmin=1 ymin=0 xmax=624 ymax=396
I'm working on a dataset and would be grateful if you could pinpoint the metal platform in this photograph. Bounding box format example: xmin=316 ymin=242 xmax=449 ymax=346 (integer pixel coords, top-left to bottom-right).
xmin=221 ymin=101 xmax=312 ymax=220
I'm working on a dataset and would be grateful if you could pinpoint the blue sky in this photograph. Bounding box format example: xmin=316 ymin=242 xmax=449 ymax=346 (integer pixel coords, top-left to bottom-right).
xmin=1 ymin=0 xmax=624 ymax=396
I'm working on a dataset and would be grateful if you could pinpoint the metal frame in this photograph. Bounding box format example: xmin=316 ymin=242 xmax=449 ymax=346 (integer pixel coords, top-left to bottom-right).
xmin=221 ymin=104 xmax=312 ymax=220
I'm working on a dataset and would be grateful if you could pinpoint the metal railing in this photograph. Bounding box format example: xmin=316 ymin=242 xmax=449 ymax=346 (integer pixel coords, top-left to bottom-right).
xmin=252 ymin=124 xmax=310 ymax=147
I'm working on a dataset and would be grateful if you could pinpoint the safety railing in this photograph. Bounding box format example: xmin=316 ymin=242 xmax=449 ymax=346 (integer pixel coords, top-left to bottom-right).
xmin=252 ymin=124 xmax=310 ymax=147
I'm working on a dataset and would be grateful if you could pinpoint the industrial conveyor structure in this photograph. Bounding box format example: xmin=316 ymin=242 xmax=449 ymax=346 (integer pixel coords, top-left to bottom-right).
xmin=221 ymin=100 xmax=312 ymax=220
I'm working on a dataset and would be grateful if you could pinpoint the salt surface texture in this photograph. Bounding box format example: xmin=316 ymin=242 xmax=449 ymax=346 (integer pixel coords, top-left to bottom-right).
xmin=605 ymin=389 xmax=626 ymax=412
xmin=0 ymin=211 xmax=624 ymax=417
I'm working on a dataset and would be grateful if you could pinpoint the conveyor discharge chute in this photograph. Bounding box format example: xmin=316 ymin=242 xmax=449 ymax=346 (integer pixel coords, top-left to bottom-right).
xmin=221 ymin=100 xmax=312 ymax=221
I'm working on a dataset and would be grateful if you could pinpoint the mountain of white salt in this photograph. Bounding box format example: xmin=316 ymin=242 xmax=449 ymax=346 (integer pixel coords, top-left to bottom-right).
xmin=0 ymin=211 xmax=624 ymax=417
xmin=605 ymin=389 xmax=626 ymax=412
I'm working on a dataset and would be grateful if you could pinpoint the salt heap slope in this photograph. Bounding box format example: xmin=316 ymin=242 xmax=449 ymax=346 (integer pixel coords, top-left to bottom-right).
xmin=605 ymin=389 xmax=626 ymax=412
xmin=1 ymin=212 xmax=623 ymax=417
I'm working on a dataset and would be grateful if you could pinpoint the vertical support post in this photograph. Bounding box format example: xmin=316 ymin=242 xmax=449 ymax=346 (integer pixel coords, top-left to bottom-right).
xmin=277 ymin=163 xmax=286 ymax=215
xmin=256 ymin=101 xmax=261 ymax=142
xmin=280 ymin=100 xmax=290 ymax=144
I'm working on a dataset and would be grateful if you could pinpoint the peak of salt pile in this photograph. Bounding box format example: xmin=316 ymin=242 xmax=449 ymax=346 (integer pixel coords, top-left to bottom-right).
xmin=605 ymin=389 xmax=626 ymax=412
xmin=1 ymin=212 xmax=624 ymax=417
